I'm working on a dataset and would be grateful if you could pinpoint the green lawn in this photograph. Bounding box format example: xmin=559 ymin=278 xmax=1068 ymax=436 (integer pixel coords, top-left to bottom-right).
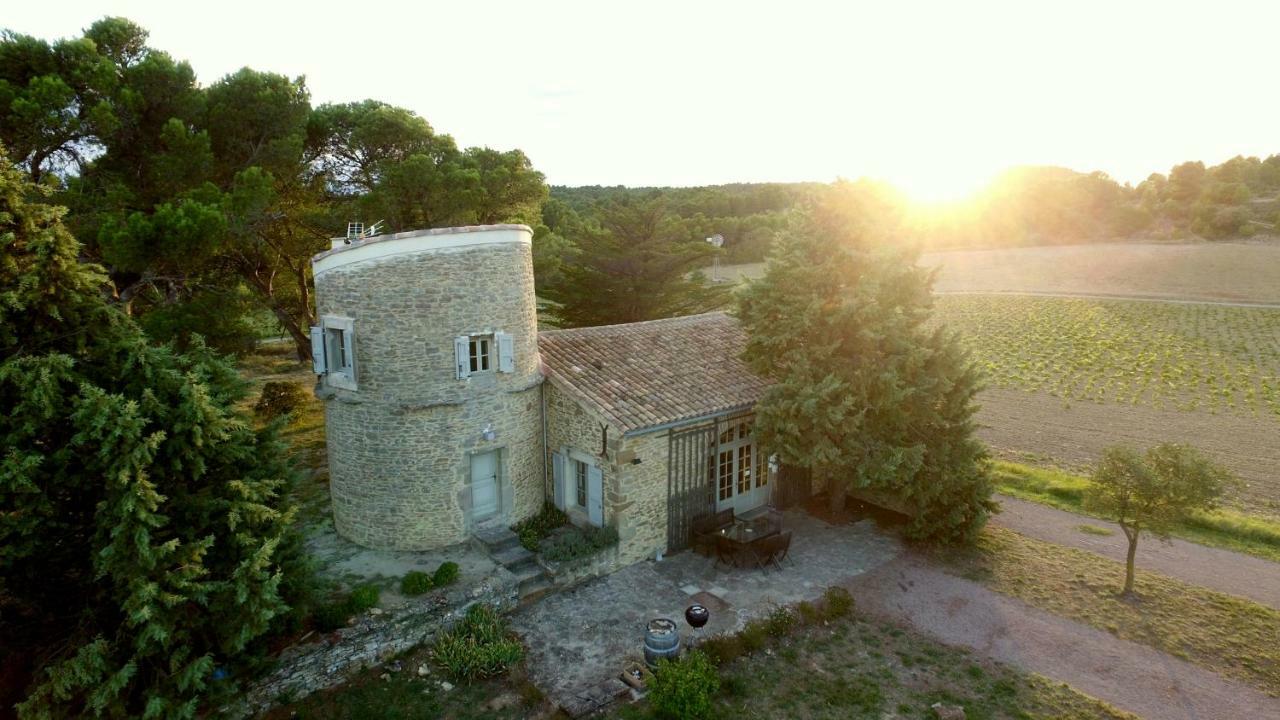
xmin=932 ymin=526 xmax=1280 ymax=696
xmin=993 ymin=460 xmax=1280 ymax=563
xmin=613 ymin=605 xmax=1135 ymax=720
xmin=238 ymin=346 xmax=331 ymax=524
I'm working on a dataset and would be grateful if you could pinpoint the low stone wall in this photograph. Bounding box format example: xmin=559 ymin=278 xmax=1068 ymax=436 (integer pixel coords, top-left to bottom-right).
xmin=542 ymin=543 xmax=624 ymax=589
xmin=225 ymin=571 xmax=519 ymax=718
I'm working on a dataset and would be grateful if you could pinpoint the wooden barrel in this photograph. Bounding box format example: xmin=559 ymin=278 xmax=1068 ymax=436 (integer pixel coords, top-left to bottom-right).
xmin=643 ymin=618 xmax=680 ymax=668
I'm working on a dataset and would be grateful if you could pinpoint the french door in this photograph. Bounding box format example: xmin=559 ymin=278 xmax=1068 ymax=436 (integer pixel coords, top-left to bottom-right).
xmin=712 ymin=418 xmax=767 ymax=514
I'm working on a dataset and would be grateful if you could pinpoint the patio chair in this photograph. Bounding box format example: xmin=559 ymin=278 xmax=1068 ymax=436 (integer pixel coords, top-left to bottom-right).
xmin=744 ymin=539 xmax=776 ymax=571
xmin=772 ymin=531 xmax=793 ymax=568
xmin=765 ymin=507 xmax=783 ymax=535
xmin=691 ymin=509 xmax=736 ymax=556
xmin=713 ymin=534 xmax=742 ymax=569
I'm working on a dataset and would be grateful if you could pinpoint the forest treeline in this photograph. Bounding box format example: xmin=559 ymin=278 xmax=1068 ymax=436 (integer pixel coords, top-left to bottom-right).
xmin=4 ymin=17 xmax=1279 ymax=347
xmin=555 ymin=153 xmax=1280 ymax=259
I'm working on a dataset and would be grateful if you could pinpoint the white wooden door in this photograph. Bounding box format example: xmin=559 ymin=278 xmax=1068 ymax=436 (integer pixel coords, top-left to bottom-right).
xmin=470 ymin=451 xmax=500 ymax=520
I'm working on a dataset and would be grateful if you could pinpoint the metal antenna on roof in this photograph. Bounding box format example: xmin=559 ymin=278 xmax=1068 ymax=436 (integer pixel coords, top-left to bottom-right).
xmin=343 ymin=220 xmax=386 ymax=245
xmin=705 ymin=234 xmax=724 ymax=282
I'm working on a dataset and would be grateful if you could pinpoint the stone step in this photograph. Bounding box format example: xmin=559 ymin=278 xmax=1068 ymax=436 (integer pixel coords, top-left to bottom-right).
xmin=473 ymin=522 xmax=522 ymax=553
xmin=490 ymin=543 xmax=536 ymax=569
xmin=510 ymin=560 xmax=544 ymax=584
xmin=518 ymin=574 xmax=555 ymax=605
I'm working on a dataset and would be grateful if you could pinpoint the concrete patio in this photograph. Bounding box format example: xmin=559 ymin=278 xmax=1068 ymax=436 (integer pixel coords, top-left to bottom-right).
xmin=509 ymin=510 xmax=903 ymax=716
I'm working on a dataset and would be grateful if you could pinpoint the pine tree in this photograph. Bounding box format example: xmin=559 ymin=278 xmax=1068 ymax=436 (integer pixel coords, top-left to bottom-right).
xmin=0 ymin=150 xmax=301 ymax=718
xmin=737 ymin=181 xmax=994 ymax=543
xmin=541 ymin=195 xmax=730 ymax=327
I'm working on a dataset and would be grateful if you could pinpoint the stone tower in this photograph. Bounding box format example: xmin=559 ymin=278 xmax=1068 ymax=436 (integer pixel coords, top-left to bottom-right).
xmin=310 ymin=224 xmax=544 ymax=551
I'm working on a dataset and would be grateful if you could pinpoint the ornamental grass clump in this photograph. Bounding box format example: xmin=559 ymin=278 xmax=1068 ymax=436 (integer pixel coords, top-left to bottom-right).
xmin=432 ymin=604 xmax=524 ymax=682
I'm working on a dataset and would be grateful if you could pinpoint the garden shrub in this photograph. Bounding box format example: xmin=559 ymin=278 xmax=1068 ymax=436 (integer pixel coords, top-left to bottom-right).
xmin=512 ymin=505 xmax=568 ymax=551
xmin=254 ymin=380 xmax=308 ymax=419
xmin=821 ymin=587 xmax=854 ymax=619
xmin=348 ymin=584 xmax=381 ymax=613
xmin=763 ymin=606 xmax=795 ymax=637
xmin=313 ymin=583 xmax=383 ymax=630
xmin=400 ymin=571 xmax=433 ymax=596
xmin=737 ymin=619 xmax=768 ymax=653
xmin=796 ymin=600 xmax=822 ymax=626
xmin=433 ymin=604 xmax=524 ymax=682
xmin=540 ymin=524 xmax=619 ymax=562
xmin=313 ymin=599 xmax=353 ymax=632
xmin=433 ymin=561 xmax=461 ymax=587
xmin=651 ymin=650 xmax=720 ymax=720
xmin=699 ymin=634 xmax=744 ymax=666
xmin=583 ymin=524 xmax=619 ymax=548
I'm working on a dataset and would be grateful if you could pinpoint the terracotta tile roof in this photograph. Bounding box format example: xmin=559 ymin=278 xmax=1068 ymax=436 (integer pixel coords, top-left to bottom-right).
xmin=538 ymin=312 xmax=770 ymax=435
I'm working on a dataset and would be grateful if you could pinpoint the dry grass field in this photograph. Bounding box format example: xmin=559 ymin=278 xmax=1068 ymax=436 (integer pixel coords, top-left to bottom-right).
xmin=925 ymin=241 xmax=1280 ymax=304
xmin=719 ymin=240 xmax=1280 ymax=305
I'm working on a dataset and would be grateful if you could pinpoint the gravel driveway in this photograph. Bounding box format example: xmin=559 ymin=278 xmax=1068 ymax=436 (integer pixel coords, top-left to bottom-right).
xmin=992 ymin=495 xmax=1280 ymax=609
xmin=844 ymin=554 xmax=1280 ymax=720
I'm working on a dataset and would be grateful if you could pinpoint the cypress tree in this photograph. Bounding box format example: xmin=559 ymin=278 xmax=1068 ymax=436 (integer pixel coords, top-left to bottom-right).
xmin=737 ymin=181 xmax=994 ymax=543
xmin=0 ymin=150 xmax=300 ymax=718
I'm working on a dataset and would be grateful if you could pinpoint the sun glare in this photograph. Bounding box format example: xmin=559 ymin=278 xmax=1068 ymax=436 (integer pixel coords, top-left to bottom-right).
xmin=887 ymin=168 xmax=994 ymax=206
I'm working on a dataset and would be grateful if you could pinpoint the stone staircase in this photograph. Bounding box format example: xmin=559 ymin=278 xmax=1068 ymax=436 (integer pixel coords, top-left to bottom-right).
xmin=474 ymin=523 xmax=554 ymax=604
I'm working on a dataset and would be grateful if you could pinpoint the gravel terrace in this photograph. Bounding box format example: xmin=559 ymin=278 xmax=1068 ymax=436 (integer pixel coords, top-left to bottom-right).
xmin=509 ymin=512 xmax=902 ymax=716
xmin=844 ymin=554 xmax=1280 ymax=720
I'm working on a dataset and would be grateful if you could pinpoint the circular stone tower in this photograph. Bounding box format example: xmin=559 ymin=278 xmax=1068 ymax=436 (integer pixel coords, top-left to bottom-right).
xmin=311 ymin=225 xmax=544 ymax=551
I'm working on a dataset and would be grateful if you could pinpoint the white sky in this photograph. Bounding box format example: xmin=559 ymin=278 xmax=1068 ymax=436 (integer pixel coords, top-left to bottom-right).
xmin=7 ymin=0 xmax=1279 ymax=200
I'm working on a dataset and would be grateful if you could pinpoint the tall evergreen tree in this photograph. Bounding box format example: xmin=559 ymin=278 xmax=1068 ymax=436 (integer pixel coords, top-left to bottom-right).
xmin=541 ymin=194 xmax=729 ymax=327
xmin=0 ymin=150 xmax=300 ymax=718
xmin=737 ymin=181 xmax=994 ymax=543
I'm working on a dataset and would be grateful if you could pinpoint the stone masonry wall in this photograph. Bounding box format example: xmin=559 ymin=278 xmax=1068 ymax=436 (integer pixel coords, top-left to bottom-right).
xmin=315 ymin=238 xmax=544 ymax=550
xmin=543 ymin=382 xmax=670 ymax=569
xmin=229 ymin=571 xmax=518 ymax=718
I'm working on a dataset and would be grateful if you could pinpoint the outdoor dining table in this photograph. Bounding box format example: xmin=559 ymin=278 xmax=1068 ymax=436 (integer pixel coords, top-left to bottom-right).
xmin=718 ymin=516 xmax=775 ymax=544
xmin=714 ymin=515 xmax=781 ymax=568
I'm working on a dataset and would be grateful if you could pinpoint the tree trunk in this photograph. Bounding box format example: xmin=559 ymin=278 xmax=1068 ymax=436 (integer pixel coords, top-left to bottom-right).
xmin=827 ymin=468 xmax=846 ymax=514
xmin=1121 ymin=525 xmax=1139 ymax=596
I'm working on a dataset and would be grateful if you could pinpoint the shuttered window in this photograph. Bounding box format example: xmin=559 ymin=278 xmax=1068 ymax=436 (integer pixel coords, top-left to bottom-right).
xmin=455 ymin=331 xmax=515 ymax=379
xmin=316 ymin=316 xmax=357 ymax=390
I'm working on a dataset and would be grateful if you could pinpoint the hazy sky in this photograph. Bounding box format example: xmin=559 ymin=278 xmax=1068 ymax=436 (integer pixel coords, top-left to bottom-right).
xmin=7 ymin=1 xmax=1279 ymax=199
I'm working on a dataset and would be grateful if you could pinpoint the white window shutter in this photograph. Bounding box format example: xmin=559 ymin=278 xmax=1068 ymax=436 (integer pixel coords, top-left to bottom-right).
xmin=496 ymin=331 xmax=515 ymax=373
xmin=587 ymin=465 xmax=604 ymax=527
xmin=310 ymin=327 xmax=326 ymax=373
xmin=551 ymin=451 xmax=566 ymax=510
xmin=454 ymin=336 xmax=470 ymax=379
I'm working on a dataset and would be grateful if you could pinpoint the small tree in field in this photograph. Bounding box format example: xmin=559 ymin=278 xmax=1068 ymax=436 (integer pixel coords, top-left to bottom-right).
xmin=1085 ymin=444 xmax=1234 ymax=596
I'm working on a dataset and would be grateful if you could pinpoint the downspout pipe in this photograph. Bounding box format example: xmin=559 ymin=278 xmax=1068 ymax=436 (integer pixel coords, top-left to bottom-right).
xmin=540 ymin=377 xmax=550 ymax=504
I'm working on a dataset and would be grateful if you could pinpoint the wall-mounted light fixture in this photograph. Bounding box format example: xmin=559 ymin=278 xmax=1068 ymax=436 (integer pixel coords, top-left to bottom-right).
xmin=481 ymin=423 xmax=497 ymax=442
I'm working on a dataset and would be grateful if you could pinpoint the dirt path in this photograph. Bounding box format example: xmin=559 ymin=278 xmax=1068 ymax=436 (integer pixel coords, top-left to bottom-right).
xmin=844 ymin=555 xmax=1280 ymax=720
xmin=991 ymin=495 xmax=1280 ymax=609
